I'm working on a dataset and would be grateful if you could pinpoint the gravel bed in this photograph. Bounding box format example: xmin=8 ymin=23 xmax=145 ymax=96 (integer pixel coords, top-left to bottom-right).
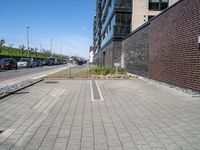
xmin=0 ymin=79 xmax=42 ymax=98
xmin=127 ymin=73 xmax=200 ymax=96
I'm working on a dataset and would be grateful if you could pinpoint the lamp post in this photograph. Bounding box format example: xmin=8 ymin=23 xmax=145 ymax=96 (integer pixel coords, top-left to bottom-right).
xmin=26 ymin=26 xmax=30 ymax=58
xmin=50 ymin=39 xmax=53 ymax=55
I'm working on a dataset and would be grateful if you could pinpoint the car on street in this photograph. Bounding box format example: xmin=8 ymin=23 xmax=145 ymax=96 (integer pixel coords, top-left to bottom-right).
xmin=0 ymin=58 xmax=18 ymax=70
xmin=31 ymin=59 xmax=43 ymax=67
xmin=42 ymin=58 xmax=54 ymax=66
xmin=17 ymin=58 xmax=31 ymax=68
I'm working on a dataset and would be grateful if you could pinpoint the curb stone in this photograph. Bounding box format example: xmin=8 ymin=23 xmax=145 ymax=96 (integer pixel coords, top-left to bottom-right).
xmin=0 ymin=79 xmax=43 ymax=100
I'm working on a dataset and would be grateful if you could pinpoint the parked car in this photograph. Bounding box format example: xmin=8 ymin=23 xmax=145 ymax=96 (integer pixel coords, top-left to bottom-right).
xmin=31 ymin=59 xmax=43 ymax=67
xmin=42 ymin=58 xmax=54 ymax=66
xmin=17 ymin=58 xmax=31 ymax=68
xmin=0 ymin=58 xmax=18 ymax=70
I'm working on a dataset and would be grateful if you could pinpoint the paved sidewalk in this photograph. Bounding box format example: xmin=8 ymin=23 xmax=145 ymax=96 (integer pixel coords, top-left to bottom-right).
xmin=0 ymin=79 xmax=200 ymax=150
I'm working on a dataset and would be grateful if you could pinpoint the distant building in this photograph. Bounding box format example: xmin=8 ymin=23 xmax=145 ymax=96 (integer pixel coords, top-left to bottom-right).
xmin=93 ymin=0 xmax=178 ymax=66
xmin=89 ymin=46 xmax=94 ymax=64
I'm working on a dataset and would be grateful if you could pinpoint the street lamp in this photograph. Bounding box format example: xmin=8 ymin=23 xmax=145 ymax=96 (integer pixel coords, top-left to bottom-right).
xmin=50 ymin=39 xmax=53 ymax=54
xmin=26 ymin=26 xmax=30 ymax=58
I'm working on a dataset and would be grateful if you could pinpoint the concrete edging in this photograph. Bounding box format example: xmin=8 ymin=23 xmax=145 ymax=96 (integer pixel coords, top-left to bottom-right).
xmin=0 ymin=79 xmax=44 ymax=100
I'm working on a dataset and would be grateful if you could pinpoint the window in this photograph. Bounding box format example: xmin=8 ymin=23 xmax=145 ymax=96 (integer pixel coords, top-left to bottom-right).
xmin=149 ymin=0 xmax=169 ymax=11
xmin=148 ymin=15 xmax=155 ymax=20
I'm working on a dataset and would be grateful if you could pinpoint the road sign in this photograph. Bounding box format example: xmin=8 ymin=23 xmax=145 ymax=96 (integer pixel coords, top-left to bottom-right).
xmin=114 ymin=63 xmax=120 ymax=67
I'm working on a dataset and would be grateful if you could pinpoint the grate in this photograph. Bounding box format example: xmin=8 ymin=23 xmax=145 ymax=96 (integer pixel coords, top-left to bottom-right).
xmin=192 ymin=95 xmax=200 ymax=99
xmin=92 ymin=80 xmax=101 ymax=100
xmin=45 ymin=81 xmax=59 ymax=84
xmin=14 ymin=92 xmax=29 ymax=95
xmin=90 ymin=80 xmax=104 ymax=101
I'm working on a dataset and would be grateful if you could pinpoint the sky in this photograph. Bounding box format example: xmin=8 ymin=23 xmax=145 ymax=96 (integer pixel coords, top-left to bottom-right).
xmin=0 ymin=0 xmax=96 ymax=58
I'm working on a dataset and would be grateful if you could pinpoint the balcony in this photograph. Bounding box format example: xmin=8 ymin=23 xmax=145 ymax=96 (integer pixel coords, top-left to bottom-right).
xmin=101 ymin=25 xmax=130 ymax=48
xmin=113 ymin=25 xmax=130 ymax=37
xmin=115 ymin=0 xmax=132 ymax=10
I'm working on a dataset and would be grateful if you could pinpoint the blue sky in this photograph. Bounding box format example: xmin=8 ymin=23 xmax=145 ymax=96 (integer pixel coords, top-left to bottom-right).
xmin=0 ymin=0 xmax=96 ymax=58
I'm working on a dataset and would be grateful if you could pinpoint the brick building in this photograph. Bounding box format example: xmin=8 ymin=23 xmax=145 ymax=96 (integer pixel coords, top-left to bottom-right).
xmin=93 ymin=0 xmax=200 ymax=91
xmin=93 ymin=0 xmax=178 ymax=67
xmin=131 ymin=0 xmax=178 ymax=30
xmin=122 ymin=0 xmax=200 ymax=91
xmin=148 ymin=0 xmax=200 ymax=91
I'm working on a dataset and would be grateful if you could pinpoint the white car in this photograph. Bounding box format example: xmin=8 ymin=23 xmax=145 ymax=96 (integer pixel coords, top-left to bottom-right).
xmin=17 ymin=58 xmax=31 ymax=68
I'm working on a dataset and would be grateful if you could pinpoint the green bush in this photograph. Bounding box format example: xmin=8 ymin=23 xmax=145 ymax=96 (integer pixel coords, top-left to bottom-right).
xmin=90 ymin=66 xmax=125 ymax=75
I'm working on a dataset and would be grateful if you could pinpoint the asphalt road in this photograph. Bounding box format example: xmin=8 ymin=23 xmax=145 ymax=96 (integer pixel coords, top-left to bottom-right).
xmin=0 ymin=65 xmax=68 ymax=81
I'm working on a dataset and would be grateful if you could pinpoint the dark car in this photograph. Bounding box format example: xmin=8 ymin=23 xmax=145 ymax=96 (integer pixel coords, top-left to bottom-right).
xmin=0 ymin=58 xmax=18 ymax=70
xmin=42 ymin=58 xmax=54 ymax=66
xmin=31 ymin=59 xmax=43 ymax=67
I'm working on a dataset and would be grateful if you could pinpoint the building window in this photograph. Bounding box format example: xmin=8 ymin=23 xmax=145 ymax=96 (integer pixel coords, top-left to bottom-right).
xmin=149 ymin=0 xmax=169 ymax=11
xmin=148 ymin=15 xmax=155 ymax=20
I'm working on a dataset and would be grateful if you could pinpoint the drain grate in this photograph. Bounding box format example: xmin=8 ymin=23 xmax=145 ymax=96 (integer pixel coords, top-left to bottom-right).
xmin=92 ymin=80 xmax=101 ymax=100
xmin=0 ymin=130 xmax=4 ymax=134
xmin=14 ymin=92 xmax=29 ymax=95
xmin=45 ymin=81 xmax=59 ymax=84
xmin=192 ymin=95 xmax=200 ymax=99
xmin=90 ymin=80 xmax=104 ymax=101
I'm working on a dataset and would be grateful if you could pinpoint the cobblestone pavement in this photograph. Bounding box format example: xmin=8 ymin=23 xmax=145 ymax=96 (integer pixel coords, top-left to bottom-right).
xmin=0 ymin=79 xmax=200 ymax=150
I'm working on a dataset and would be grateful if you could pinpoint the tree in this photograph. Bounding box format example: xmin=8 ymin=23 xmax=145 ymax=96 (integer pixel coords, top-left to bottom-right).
xmin=30 ymin=48 xmax=34 ymax=58
xmin=8 ymin=44 xmax=13 ymax=57
xmin=19 ymin=45 xmax=26 ymax=58
xmin=0 ymin=39 xmax=5 ymax=54
xmin=34 ymin=48 xmax=38 ymax=58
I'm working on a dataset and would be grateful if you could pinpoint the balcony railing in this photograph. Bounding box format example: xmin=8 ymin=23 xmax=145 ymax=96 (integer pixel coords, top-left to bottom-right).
xmin=115 ymin=0 xmax=132 ymax=9
xmin=113 ymin=25 xmax=130 ymax=37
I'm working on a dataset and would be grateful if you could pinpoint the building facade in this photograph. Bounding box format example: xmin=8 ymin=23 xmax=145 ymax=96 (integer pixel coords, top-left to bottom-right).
xmin=93 ymin=0 xmax=132 ymax=66
xmin=93 ymin=0 xmax=178 ymax=66
xmin=131 ymin=0 xmax=178 ymax=30
xmin=122 ymin=0 xmax=200 ymax=92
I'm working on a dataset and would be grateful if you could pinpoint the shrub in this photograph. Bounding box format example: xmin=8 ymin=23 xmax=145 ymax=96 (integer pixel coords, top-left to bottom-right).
xmin=90 ymin=66 xmax=125 ymax=75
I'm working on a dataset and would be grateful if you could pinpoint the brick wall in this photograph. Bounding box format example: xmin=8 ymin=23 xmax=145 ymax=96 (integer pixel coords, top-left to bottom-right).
xmin=122 ymin=25 xmax=149 ymax=77
xmin=148 ymin=0 xmax=200 ymax=91
xmin=98 ymin=40 xmax=122 ymax=66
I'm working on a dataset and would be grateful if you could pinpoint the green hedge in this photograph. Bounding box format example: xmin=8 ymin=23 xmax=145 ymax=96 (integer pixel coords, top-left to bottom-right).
xmin=0 ymin=46 xmax=46 ymax=58
xmin=90 ymin=66 xmax=126 ymax=75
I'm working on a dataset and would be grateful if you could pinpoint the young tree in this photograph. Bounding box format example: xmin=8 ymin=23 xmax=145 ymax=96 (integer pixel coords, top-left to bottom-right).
xmin=0 ymin=39 xmax=5 ymax=54
xmin=19 ymin=45 xmax=26 ymax=58
xmin=34 ymin=48 xmax=38 ymax=58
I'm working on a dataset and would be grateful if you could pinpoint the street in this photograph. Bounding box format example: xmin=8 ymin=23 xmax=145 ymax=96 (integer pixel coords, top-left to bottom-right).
xmin=0 ymin=65 xmax=68 ymax=82
xmin=0 ymin=78 xmax=200 ymax=150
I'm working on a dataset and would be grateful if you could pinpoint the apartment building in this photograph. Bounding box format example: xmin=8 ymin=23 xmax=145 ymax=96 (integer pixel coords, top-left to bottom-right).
xmin=132 ymin=0 xmax=178 ymax=30
xmin=93 ymin=0 xmax=102 ymax=54
xmin=93 ymin=0 xmax=178 ymax=66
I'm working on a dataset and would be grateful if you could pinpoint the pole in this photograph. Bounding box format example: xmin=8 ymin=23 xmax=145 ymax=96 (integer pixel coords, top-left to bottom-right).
xmin=27 ymin=27 xmax=30 ymax=58
xmin=50 ymin=39 xmax=53 ymax=54
xmin=61 ymin=45 xmax=63 ymax=63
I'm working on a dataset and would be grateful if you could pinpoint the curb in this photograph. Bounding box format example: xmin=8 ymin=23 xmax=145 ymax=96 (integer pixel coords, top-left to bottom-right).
xmin=0 ymin=78 xmax=44 ymax=100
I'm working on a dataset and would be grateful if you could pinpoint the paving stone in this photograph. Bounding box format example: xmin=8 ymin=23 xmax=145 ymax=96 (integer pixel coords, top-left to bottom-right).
xmin=0 ymin=79 xmax=200 ymax=150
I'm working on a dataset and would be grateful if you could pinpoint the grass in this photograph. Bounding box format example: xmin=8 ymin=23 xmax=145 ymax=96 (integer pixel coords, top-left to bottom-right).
xmin=45 ymin=67 xmax=91 ymax=79
xmin=44 ymin=66 xmax=128 ymax=79
xmin=89 ymin=66 xmax=126 ymax=75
